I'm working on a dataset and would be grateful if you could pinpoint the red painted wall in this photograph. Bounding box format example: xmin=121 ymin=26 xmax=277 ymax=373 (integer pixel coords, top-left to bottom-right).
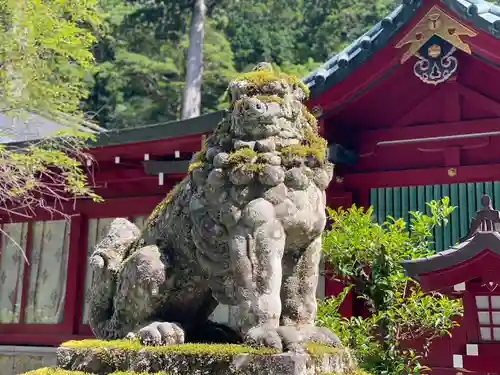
xmin=304 ymin=8 xmax=500 ymax=372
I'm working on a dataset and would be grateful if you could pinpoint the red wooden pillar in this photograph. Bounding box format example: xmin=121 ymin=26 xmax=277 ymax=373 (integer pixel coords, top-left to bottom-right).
xmin=325 ymin=189 xmax=353 ymax=317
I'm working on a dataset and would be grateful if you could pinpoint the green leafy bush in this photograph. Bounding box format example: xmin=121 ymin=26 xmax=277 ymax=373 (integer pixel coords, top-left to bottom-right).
xmin=318 ymin=198 xmax=463 ymax=375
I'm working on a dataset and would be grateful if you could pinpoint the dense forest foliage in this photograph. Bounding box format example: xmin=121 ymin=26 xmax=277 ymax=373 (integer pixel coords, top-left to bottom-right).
xmin=83 ymin=0 xmax=500 ymax=129
xmin=84 ymin=0 xmax=400 ymax=129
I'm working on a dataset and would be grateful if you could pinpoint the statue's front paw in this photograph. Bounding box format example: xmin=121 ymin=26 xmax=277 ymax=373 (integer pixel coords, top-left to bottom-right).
xmin=134 ymin=322 xmax=185 ymax=346
xmin=121 ymin=245 xmax=166 ymax=296
xmin=244 ymin=326 xmax=283 ymax=351
xmin=90 ymin=253 xmax=105 ymax=270
xmin=90 ymin=251 xmax=119 ymax=276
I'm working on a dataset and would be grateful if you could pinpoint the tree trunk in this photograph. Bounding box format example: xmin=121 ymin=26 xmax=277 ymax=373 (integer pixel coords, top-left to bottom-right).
xmin=181 ymin=0 xmax=206 ymax=120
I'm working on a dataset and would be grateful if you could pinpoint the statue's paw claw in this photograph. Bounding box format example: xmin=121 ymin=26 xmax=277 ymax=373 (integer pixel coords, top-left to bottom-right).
xmin=137 ymin=322 xmax=185 ymax=346
xmin=244 ymin=326 xmax=283 ymax=351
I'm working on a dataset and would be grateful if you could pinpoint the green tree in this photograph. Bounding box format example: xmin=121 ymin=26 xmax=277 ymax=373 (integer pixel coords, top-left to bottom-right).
xmin=86 ymin=0 xmax=236 ymax=128
xmin=0 ymin=0 xmax=102 ymax=224
xmin=181 ymin=0 xmax=206 ymax=120
xmin=300 ymin=0 xmax=398 ymax=61
xmin=318 ymin=198 xmax=463 ymax=374
xmin=222 ymin=0 xmax=304 ymax=70
xmin=85 ymin=0 xmax=407 ymax=127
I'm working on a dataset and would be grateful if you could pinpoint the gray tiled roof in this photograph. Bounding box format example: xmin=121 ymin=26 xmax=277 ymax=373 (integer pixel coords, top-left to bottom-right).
xmin=402 ymin=231 xmax=500 ymax=280
xmin=303 ymin=0 xmax=500 ymax=99
xmin=0 ymin=112 xmax=106 ymax=144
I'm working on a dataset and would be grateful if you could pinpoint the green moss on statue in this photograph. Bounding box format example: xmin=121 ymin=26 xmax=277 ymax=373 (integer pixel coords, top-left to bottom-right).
xmin=256 ymin=95 xmax=284 ymax=103
xmin=302 ymin=104 xmax=318 ymax=130
xmin=231 ymin=94 xmax=284 ymax=110
xmin=281 ymin=128 xmax=328 ymax=163
xmin=188 ymin=140 xmax=208 ymax=173
xmin=234 ymin=70 xmax=310 ymax=98
xmin=22 ymin=341 xmax=352 ymax=375
xmin=227 ymin=148 xmax=258 ymax=165
xmin=305 ymin=342 xmax=343 ymax=358
xmin=227 ymin=148 xmax=268 ymax=173
xmin=61 ymin=339 xmax=279 ymax=358
xmin=145 ymin=179 xmax=188 ymax=228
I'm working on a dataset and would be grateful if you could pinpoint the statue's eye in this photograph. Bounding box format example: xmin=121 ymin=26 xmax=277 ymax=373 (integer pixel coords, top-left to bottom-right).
xmin=255 ymin=103 xmax=261 ymax=109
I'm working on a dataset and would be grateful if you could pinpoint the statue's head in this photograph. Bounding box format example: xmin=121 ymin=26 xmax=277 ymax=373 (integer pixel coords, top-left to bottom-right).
xmin=224 ymin=64 xmax=321 ymax=152
xmin=190 ymin=64 xmax=332 ymax=188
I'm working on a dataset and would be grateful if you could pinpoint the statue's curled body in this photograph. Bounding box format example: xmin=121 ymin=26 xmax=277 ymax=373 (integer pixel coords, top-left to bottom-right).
xmin=88 ymin=64 xmax=339 ymax=352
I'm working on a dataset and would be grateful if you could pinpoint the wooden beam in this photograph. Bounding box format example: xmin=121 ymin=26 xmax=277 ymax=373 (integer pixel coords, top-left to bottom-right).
xmin=357 ymin=118 xmax=500 ymax=154
xmin=343 ymin=162 xmax=500 ymax=190
xmin=63 ymin=215 xmax=82 ymax=334
xmin=90 ymin=133 xmax=207 ymax=162
xmin=456 ymin=83 xmax=500 ymax=117
xmin=93 ymin=168 xmax=157 ymax=184
xmin=91 ymin=110 xmax=224 ymax=148
xmin=143 ymin=160 xmax=190 ymax=175
xmin=18 ymin=222 xmax=32 ymax=324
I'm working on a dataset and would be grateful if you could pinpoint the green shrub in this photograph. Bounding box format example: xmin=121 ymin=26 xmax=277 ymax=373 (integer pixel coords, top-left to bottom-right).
xmin=318 ymin=198 xmax=463 ymax=375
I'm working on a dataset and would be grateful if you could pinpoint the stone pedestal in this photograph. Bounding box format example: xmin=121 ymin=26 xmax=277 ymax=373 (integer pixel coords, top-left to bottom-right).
xmin=0 ymin=346 xmax=57 ymax=375
xmin=23 ymin=339 xmax=359 ymax=375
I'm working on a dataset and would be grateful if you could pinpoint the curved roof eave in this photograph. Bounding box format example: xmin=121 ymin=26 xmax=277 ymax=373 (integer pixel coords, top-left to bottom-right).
xmin=302 ymin=0 xmax=500 ymax=99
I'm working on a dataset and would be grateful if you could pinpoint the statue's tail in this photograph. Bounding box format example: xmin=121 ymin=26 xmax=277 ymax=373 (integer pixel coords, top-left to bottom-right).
xmin=87 ymin=218 xmax=141 ymax=338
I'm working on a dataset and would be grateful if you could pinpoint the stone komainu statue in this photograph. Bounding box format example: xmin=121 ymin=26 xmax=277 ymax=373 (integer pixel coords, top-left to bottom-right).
xmin=88 ymin=65 xmax=339 ymax=352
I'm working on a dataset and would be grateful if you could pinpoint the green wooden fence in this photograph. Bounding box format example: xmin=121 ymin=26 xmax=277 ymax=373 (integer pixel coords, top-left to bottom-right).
xmin=370 ymin=182 xmax=500 ymax=252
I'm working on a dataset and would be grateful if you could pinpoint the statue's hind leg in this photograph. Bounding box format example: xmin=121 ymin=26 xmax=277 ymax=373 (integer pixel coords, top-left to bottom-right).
xmin=109 ymin=244 xmax=225 ymax=346
xmin=89 ymin=219 xmax=225 ymax=345
xmin=90 ymin=239 xmax=167 ymax=339
xmin=88 ymin=218 xmax=146 ymax=338
xmin=94 ymin=239 xmax=220 ymax=345
xmin=106 ymin=244 xmax=168 ymax=339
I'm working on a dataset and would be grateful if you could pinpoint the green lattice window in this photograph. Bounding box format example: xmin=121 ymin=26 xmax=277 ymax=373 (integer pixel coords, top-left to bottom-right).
xmin=370 ymin=182 xmax=500 ymax=252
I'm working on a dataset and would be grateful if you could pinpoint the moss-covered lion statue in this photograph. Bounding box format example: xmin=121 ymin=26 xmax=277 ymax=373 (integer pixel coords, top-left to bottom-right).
xmin=88 ymin=63 xmax=338 ymax=353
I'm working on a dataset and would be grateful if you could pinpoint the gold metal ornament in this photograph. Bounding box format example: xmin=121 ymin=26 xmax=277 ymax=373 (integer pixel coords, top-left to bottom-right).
xmin=395 ymin=5 xmax=477 ymax=64
xmin=428 ymin=44 xmax=442 ymax=58
xmin=448 ymin=168 xmax=457 ymax=177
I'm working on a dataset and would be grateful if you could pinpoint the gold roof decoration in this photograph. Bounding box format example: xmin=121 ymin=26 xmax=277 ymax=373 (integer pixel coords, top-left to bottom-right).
xmin=395 ymin=5 xmax=477 ymax=64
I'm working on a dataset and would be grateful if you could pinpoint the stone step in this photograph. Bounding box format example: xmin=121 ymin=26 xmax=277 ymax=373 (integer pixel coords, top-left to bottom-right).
xmin=34 ymin=339 xmax=359 ymax=375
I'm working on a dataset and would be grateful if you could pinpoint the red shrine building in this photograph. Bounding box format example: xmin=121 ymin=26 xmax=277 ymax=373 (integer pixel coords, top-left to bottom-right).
xmin=403 ymin=194 xmax=500 ymax=374
xmin=4 ymin=0 xmax=500 ymax=373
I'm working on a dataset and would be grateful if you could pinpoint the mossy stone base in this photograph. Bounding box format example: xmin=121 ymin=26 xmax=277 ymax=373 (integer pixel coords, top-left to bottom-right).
xmin=54 ymin=340 xmax=356 ymax=375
